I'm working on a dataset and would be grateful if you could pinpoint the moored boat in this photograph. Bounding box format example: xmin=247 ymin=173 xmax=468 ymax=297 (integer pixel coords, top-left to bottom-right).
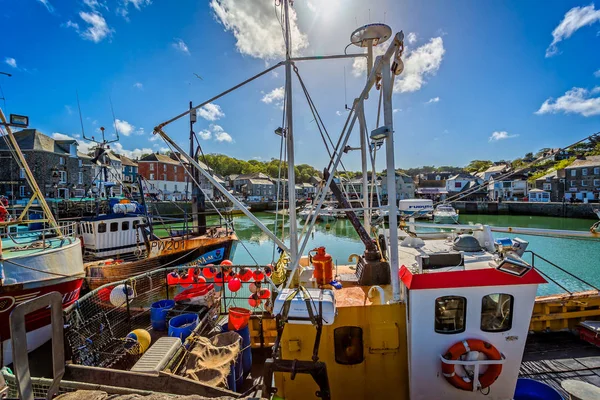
xmin=433 ymin=203 xmax=459 ymax=224
xmin=0 ymin=109 xmax=85 ymax=366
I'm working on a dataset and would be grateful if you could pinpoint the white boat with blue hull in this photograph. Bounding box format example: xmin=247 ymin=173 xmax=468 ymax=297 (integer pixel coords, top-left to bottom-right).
xmin=433 ymin=204 xmax=459 ymax=224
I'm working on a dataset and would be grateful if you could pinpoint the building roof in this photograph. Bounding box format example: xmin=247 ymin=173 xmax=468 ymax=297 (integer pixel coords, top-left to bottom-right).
xmin=485 ymin=164 xmax=509 ymax=173
xmin=0 ymin=129 xmax=62 ymax=153
xmin=248 ymin=178 xmax=273 ymax=185
xmin=119 ymin=154 xmax=138 ymax=167
xmin=565 ymin=156 xmax=600 ymax=169
xmin=139 ymin=153 xmax=180 ymax=165
xmin=77 ymin=151 xmax=92 ymax=160
xmin=535 ymin=170 xmax=558 ymax=181
xmin=448 ymin=173 xmax=477 ymax=180
xmin=106 ymin=151 xmax=121 ymax=162
xmin=235 ymin=172 xmax=269 ymax=180
xmin=529 ymin=188 xmax=547 ymax=193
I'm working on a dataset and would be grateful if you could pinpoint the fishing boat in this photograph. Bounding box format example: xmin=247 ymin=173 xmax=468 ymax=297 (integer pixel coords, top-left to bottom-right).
xmin=5 ymin=3 xmax=600 ymax=399
xmin=433 ymin=203 xmax=459 ymax=224
xmin=74 ymin=123 xmax=238 ymax=290
xmin=0 ymin=110 xmax=85 ymax=366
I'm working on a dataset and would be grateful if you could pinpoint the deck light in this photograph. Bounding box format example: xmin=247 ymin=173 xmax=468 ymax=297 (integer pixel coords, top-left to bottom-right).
xmin=496 ymin=255 xmax=532 ymax=277
xmin=274 ymin=127 xmax=284 ymax=137
xmin=370 ymin=126 xmax=390 ymax=141
xmin=9 ymin=114 xmax=29 ymax=127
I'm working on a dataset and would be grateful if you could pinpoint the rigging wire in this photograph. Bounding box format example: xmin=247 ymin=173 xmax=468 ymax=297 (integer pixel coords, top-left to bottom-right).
xmin=163 ymin=139 xmax=261 ymax=266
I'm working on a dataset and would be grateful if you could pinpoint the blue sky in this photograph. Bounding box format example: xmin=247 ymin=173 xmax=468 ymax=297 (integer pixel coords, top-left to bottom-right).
xmin=1 ymin=0 xmax=600 ymax=170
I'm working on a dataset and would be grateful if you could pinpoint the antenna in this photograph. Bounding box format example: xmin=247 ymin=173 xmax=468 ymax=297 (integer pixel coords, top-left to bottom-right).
xmin=344 ymin=66 xmax=351 ymax=111
xmin=109 ymin=96 xmax=120 ymax=142
xmin=76 ymin=91 xmax=87 ymax=140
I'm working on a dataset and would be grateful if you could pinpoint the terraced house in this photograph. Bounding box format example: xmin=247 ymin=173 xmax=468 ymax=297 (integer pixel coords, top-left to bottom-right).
xmin=564 ymin=156 xmax=600 ymax=202
xmin=0 ymin=129 xmax=93 ymax=199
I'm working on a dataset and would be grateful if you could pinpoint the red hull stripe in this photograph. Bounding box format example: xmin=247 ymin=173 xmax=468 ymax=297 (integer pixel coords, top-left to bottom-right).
xmin=0 ymin=279 xmax=83 ymax=340
xmin=399 ymin=265 xmax=546 ymax=290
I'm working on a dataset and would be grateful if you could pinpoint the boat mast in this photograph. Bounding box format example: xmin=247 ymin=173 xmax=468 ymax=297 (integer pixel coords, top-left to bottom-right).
xmin=382 ymin=52 xmax=401 ymax=302
xmin=0 ymin=109 xmax=63 ymax=236
xmin=283 ymin=0 xmax=298 ymax=263
xmin=189 ymin=101 xmax=206 ymax=235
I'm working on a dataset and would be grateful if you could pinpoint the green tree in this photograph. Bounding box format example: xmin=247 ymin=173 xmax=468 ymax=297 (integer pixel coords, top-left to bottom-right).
xmin=465 ymin=160 xmax=492 ymax=173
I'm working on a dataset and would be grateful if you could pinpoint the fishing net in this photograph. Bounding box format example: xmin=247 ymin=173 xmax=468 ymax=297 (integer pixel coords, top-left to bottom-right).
xmin=184 ymin=332 xmax=241 ymax=387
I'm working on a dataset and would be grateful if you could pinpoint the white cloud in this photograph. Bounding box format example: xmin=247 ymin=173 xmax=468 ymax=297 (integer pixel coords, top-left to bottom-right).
xmin=72 ymin=11 xmax=113 ymax=43
xmin=114 ymin=119 xmax=135 ymax=136
xmin=197 ymin=103 xmax=225 ymax=121
xmin=261 ymin=86 xmax=285 ymax=109
xmin=52 ymin=133 xmax=95 ymax=154
xmin=209 ymin=0 xmax=309 ymax=59
xmin=351 ymin=36 xmax=445 ymax=93
xmin=117 ymin=0 xmax=151 ymax=20
xmin=306 ymin=1 xmax=316 ymax=13
xmin=595 ymin=69 xmax=600 ymax=77
xmin=64 ymin=20 xmax=79 ymax=30
xmin=394 ymin=37 xmax=445 ymax=93
xmin=352 ymin=45 xmax=385 ymax=77
xmin=172 ymin=38 xmax=190 ymax=54
xmin=133 ymin=82 xmax=143 ymax=89
xmin=393 ymin=108 xmax=401 ymax=113
xmin=159 ymin=147 xmax=170 ymax=153
xmin=37 ymin=0 xmax=55 ymax=14
xmin=210 ymin=124 xmax=233 ymax=143
xmin=112 ymin=142 xmax=155 ymax=160
xmin=135 ymin=127 xmax=145 ymax=135
xmin=148 ymin=134 xmax=160 ymax=142
xmin=546 ymin=4 xmax=600 ymax=57
xmin=425 ymin=97 xmax=440 ymax=104
xmin=83 ymin=0 xmax=108 ymax=10
xmin=5 ymin=57 xmax=17 ymax=68
xmin=65 ymin=105 xmax=73 ymax=114
xmin=489 ymin=131 xmax=519 ymax=142
xmin=198 ymin=129 xmax=212 ymax=140
xmin=407 ymin=32 xmax=417 ymax=44
xmin=336 ymin=110 xmax=343 ymax=116
xmin=536 ymin=87 xmax=600 ymax=117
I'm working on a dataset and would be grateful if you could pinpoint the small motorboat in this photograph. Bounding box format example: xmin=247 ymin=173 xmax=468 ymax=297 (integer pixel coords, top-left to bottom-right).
xmin=433 ymin=204 xmax=459 ymax=224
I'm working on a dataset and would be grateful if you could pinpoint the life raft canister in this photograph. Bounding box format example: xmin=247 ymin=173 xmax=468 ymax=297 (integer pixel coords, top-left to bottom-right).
xmin=441 ymin=339 xmax=503 ymax=391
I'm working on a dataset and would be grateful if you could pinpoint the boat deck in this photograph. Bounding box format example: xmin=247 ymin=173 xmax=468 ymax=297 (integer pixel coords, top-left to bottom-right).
xmin=520 ymin=332 xmax=600 ymax=397
xmin=1 ymin=236 xmax=69 ymax=258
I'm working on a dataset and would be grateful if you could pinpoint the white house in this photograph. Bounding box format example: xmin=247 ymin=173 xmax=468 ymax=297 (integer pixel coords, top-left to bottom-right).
xmin=380 ymin=172 xmax=415 ymax=200
xmin=446 ymin=173 xmax=481 ymax=194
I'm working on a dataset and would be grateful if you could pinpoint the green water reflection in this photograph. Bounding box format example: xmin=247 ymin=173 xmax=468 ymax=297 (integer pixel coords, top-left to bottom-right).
xmin=224 ymin=212 xmax=600 ymax=296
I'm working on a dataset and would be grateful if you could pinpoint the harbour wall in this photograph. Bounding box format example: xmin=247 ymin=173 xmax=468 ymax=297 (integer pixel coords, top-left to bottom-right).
xmin=453 ymin=201 xmax=598 ymax=219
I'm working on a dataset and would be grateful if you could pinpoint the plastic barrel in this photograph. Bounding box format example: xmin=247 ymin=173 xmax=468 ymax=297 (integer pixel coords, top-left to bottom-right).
xmin=224 ymin=322 xmax=252 ymax=379
xmin=168 ymin=313 xmax=198 ymax=341
xmin=227 ymin=361 xmax=237 ymax=392
xmin=151 ymin=299 xmax=175 ymax=331
xmin=514 ymin=378 xmax=564 ymax=400
xmin=221 ymin=323 xmax=246 ymax=391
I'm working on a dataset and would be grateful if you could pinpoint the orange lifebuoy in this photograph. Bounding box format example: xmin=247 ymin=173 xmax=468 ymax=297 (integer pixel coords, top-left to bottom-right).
xmin=441 ymin=339 xmax=503 ymax=391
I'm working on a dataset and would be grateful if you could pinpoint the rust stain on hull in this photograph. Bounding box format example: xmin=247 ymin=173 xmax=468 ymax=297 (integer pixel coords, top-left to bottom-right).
xmin=84 ymin=230 xmax=237 ymax=290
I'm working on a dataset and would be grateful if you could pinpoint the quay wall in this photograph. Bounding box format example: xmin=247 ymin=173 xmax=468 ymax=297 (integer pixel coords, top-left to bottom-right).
xmin=452 ymin=201 xmax=598 ymax=219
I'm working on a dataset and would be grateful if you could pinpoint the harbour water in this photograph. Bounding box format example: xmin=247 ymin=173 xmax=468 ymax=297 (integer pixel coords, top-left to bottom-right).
xmin=228 ymin=212 xmax=600 ymax=296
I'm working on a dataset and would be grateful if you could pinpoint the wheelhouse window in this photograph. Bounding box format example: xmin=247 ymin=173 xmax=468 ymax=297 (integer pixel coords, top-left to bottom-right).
xmin=435 ymin=296 xmax=466 ymax=334
xmin=98 ymin=222 xmax=107 ymax=233
xmin=110 ymin=222 xmax=118 ymax=232
xmin=122 ymin=221 xmax=129 ymax=231
xmin=481 ymin=293 xmax=513 ymax=332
